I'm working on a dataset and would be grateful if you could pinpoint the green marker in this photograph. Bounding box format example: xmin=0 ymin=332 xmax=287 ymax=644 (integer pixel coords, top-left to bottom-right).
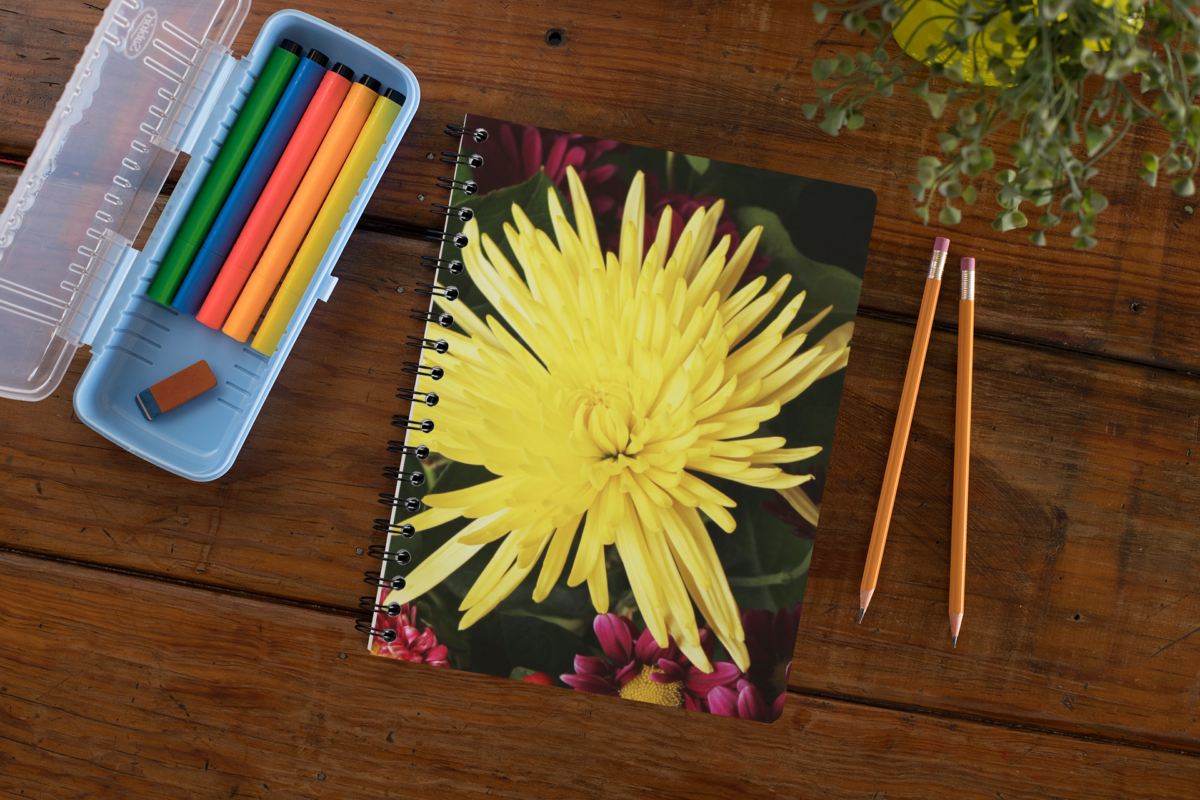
xmin=148 ymin=39 xmax=304 ymax=305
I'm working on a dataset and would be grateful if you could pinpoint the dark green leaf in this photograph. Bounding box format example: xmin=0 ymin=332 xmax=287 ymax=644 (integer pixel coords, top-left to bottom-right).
xmin=938 ymin=179 xmax=963 ymax=198
xmin=925 ymin=91 xmax=949 ymax=119
xmin=812 ymin=59 xmax=835 ymax=82
xmin=684 ymin=155 xmax=711 ymax=175
xmin=939 ymin=204 xmax=962 ymax=225
xmin=918 ymin=155 xmax=942 ymax=188
xmin=733 ymin=206 xmax=864 ymax=332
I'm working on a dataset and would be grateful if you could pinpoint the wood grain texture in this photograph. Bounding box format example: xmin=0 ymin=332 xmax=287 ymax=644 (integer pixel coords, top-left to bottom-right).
xmin=798 ymin=314 xmax=1200 ymax=752
xmin=0 ymin=222 xmax=431 ymax=605
xmin=3 ymin=1 xmax=1200 ymax=372
xmin=1 ymin=549 xmax=1196 ymax=800
xmin=3 ymin=0 xmax=1200 ymax=795
xmin=3 ymin=206 xmax=1199 ymax=754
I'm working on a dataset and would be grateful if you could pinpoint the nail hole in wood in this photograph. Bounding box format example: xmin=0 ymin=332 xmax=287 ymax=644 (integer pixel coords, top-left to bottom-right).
xmin=545 ymin=28 xmax=566 ymax=47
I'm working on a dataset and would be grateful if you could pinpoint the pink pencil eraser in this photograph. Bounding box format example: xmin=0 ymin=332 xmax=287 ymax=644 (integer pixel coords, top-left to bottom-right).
xmin=961 ymin=257 xmax=975 ymax=271
xmin=934 ymin=236 xmax=950 ymax=252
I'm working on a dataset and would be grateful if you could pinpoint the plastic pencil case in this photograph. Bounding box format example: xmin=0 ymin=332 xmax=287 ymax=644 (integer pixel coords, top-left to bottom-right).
xmin=0 ymin=1 xmax=419 ymax=480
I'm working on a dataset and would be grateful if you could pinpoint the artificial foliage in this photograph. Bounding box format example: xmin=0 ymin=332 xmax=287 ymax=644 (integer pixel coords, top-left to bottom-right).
xmin=807 ymin=0 xmax=1198 ymax=248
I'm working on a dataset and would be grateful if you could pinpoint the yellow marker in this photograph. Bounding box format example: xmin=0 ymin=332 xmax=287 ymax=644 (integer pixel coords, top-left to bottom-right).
xmin=252 ymin=88 xmax=404 ymax=355
xmin=221 ymin=74 xmax=380 ymax=342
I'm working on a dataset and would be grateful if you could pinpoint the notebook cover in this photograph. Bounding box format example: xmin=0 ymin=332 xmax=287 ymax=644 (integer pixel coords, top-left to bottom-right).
xmin=371 ymin=114 xmax=876 ymax=723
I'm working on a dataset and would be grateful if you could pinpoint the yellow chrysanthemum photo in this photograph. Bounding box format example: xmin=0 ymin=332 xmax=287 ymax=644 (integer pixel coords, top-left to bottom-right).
xmin=387 ymin=165 xmax=852 ymax=673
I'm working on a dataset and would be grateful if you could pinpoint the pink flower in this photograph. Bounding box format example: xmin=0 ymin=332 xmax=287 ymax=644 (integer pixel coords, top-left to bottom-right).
xmin=371 ymin=602 xmax=450 ymax=667
xmin=737 ymin=602 xmax=802 ymax=720
xmin=605 ymin=172 xmax=770 ymax=284
xmin=561 ymin=613 xmax=741 ymax=710
xmin=708 ymin=679 xmax=784 ymax=722
xmin=521 ymin=671 xmax=555 ymax=686
xmin=470 ymin=121 xmax=622 ymax=201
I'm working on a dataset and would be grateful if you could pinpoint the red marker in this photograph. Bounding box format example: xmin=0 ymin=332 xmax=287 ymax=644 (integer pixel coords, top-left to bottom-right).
xmin=197 ymin=62 xmax=355 ymax=329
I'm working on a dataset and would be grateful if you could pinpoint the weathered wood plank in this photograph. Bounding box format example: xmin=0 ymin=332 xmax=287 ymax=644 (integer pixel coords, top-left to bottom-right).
xmin=2 ymin=200 xmax=1199 ymax=753
xmin=1 ymin=549 xmax=1196 ymax=800
xmin=0 ymin=224 xmax=427 ymax=603
xmin=2 ymin=2 xmax=1200 ymax=373
xmin=796 ymin=316 xmax=1200 ymax=753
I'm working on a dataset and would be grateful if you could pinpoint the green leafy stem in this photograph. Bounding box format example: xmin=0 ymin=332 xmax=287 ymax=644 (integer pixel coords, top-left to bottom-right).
xmin=807 ymin=0 xmax=1200 ymax=248
xmin=727 ymin=547 xmax=813 ymax=587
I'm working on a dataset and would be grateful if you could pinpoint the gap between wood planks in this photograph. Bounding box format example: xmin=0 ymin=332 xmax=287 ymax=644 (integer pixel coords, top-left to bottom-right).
xmin=3 ymin=539 xmax=1198 ymax=764
xmin=3 ymin=166 xmax=1197 ymax=761
xmin=0 ymin=162 xmax=1192 ymax=382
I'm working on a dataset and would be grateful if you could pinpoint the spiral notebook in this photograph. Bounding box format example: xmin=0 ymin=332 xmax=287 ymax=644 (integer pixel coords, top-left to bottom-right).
xmin=359 ymin=115 xmax=876 ymax=723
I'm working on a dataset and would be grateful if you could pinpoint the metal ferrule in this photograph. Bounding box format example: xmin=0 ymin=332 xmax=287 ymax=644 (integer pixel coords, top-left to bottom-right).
xmin=928 ymin=247 xmax=948 ymax=281
xmin=961 ymin=269 xmax=975 ymax=300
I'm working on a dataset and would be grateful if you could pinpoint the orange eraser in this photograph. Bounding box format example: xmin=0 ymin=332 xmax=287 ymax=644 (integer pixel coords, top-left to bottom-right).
xmin=136 ymin=360 xmax=218 ymax=420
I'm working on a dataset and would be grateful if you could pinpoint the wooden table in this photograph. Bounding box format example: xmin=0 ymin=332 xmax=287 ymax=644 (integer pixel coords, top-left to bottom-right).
xmin=2 ymin=2 xmax=1198 ymax=797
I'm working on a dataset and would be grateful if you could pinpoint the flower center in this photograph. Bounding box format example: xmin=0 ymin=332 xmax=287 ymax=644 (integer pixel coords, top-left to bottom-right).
xmin=618 ymin=665 xmax=684 ymax=707
xmin=575 ymin=381 xmax=636 ymax=456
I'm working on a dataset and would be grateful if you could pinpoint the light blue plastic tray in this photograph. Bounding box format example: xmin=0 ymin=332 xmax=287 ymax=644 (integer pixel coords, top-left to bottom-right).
xmin=0 ymin=4 xmax=419 ymax=480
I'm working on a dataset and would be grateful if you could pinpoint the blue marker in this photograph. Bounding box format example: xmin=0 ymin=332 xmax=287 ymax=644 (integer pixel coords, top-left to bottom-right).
xmin=172 ymin=47 xmax=330 ymax=315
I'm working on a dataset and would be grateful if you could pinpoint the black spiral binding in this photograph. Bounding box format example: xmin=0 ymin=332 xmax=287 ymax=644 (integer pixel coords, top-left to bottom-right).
xmin=359 ymin=119 xmax=487 ymax=644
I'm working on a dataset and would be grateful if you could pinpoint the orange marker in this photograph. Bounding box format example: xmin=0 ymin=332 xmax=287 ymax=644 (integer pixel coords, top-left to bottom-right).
xmin=221 ymin=74 xmax=380 ymax=341
xmin=196 ymin=63 xmax=356 ymax=329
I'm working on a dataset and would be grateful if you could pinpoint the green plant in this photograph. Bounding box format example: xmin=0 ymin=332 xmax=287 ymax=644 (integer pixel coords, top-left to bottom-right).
xmin=807 ymin=0 xmax=1200 ymax=248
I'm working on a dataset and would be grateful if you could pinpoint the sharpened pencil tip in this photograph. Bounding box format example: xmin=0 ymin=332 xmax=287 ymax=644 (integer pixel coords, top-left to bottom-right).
xmin=952 ymin=636 xmax=958 ymax=648
xmin=857 ymin=607 xmax=865 ymax=624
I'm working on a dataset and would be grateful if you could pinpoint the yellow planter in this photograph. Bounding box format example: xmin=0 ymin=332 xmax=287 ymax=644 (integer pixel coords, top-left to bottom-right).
xmin=891 ymin=0 xmax=1143 ymax=87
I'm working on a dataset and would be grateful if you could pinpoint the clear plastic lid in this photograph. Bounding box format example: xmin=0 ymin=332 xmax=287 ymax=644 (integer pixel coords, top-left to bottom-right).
xmin=0 ymin=0 xmax=250 ymax=401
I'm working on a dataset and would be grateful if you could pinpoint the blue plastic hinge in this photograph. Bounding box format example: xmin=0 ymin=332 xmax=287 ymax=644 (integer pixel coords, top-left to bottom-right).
xmin=79 ymin=243 xmax=139 ymax=347
xmin=161 ymin=45 xmax=241 ymax=156
xmin=318 ymin=274 xmax=338 ymax=302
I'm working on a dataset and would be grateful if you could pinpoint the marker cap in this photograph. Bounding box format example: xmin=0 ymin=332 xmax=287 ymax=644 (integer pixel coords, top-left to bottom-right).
xmin=383 ymin=87 xmax=406 ymax=104
xmin=306 ymin=49 xmax=329 ymax=68
xmin=358 ymin=73 xmax=382 ymax=92
xmin=332 ymin=62 xmax=354 ymax=80
xmin=280 ymin=39 xmax=303 ymax=56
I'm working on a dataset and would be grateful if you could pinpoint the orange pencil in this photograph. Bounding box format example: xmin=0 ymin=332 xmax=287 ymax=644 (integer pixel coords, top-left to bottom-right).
xmin=950 ymin=257 xmax=975 ymax=646
xmin=859 ymin=236 xmax=948 ymax=622
xmin=221 ymin=74 xmax=379 ymax=342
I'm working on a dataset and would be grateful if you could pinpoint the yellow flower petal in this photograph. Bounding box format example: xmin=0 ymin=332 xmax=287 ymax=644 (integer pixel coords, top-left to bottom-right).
xmin=388 ymin=168 xmax=852 ymax=668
